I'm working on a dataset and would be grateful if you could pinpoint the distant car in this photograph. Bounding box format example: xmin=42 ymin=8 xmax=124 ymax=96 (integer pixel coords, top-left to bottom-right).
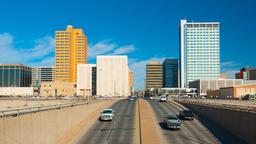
xmin=129 ymin=97 xmax=135 ymax=101
xmin=131 ymin=95 xmax=137 ymax=98
xmin=149 ymin=96 xmax=154 ymax=100
xmin=200 ymin=96 xmax=206 ymax=99
xmin=179 ymin=109 xmax=194 ymax=120
xmin=100 ymin=109 xmax=115 ymax=121
xmin=242 ymin=94 xmax=255 ymax=100
xmin=159 ymin=96 xmax=167 ymax=102
xmin=163 ymin=114 xmax=181 ymax=130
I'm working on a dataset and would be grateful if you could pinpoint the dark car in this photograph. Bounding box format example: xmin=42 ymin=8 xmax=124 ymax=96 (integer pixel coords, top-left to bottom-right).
xmin=242 ymin=94 xmax=255 ymax=100
xmin=163 ymin=114 xmax=181 ymax=130
xmin=179 ymin=109 xmax=194 ymax=120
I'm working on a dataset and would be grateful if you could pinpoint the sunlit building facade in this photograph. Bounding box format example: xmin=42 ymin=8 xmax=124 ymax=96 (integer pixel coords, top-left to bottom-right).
xmin=55 ymin=25 xmax=87 ymax=83
xmin=97 ymin=56 xmax=129 ymax=97
xmin=77 ymin=64 xmax=97 ymax=97
xmin=180 ymin=20 xmax=220 ymax=88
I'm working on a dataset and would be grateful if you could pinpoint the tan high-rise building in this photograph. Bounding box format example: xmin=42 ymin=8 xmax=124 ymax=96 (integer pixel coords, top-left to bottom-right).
xmin=146 ymin=61 xmax=163 ymax=89
xmin=55 ymin=25 xmax=87 ymax=83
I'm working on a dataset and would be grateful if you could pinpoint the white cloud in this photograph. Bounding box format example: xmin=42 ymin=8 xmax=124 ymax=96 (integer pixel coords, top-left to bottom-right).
xmin=221 ymin=61 xmax=239 ymax=67
xmin=112 ymin=45 xmax=135 ymax=55
xmin=88 ymin=40 xmax=117 ymax=58
xmin=129 ymin=57 xmax=165 ymax=90
xmin=221 ymin=61 xmax=240 ymax=72
xmin=88 ymin=40 xmax=136 ymax=59
xmin=0 ymin=33 xmax=55 ymax=66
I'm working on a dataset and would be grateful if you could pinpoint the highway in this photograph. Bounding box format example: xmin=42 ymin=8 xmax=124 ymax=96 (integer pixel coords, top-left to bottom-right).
xmin=147 ymin=99 xmax=220 ymax=144
xmin=77 ymin=99 xmax=136 ymax=144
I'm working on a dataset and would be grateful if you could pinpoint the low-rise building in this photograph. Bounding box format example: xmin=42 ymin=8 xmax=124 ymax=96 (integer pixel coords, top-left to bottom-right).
xmin=40 ymin=81 xmax=76 ymax=97
xmin=235 ymin=67 xmax=256 ymax=80
xmin=189 ymin=79 xmax=244 ymax=96
xmin=207 ymin=84 xmax=256 ymax=99
xmin=0 ymin=87 xmax=35 ymax=96
xmin=0 ymin=64 xmax=32 ymax=87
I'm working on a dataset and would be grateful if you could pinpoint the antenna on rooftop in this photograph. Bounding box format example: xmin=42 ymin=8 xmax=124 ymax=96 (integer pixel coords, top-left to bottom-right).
xmin=68 ymin=18 xmax=73 ymax=26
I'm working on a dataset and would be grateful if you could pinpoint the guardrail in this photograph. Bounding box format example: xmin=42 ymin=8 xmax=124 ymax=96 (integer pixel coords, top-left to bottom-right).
xmin=0 ymin=100 xmax=103 ymax=118
xmin=175 ymin=99 xmax=256 ymax=113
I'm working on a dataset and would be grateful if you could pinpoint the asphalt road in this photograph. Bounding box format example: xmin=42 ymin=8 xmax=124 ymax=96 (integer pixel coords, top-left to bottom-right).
xmin=147 ymin=99 xmax=220 ymax=144
xmin=77 ymin=99 xmax=136 ymax=144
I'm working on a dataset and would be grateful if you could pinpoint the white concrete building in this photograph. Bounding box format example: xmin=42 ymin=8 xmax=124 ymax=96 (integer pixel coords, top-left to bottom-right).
xmin=77 ymin=64 xmax=96 ymax=97
xmin=180 ymin=19 xmax=220 ymax=88
xmin=0 ymin=87 xmax=34 ymax=96
xmin=97 ymin=56 xmax=129 ymax=97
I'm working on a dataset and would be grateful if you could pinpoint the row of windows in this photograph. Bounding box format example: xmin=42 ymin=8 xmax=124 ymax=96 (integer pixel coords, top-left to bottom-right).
xmin=56 ymin=57 xmax=69 ymax=59
xmin=186 ymin=56 xmax=219 ymax=59
xmin=187 ymin=51 xmax=219 ymax=53
xmin=187 ymin=65 xmax=220 ymax=67
xmin=56 ymin=38 xmax=69 ymax=40
xmin=186 ymin=43 xmax=219 ymax=45
xmin=187 ymin=71 xmax=219 ymax=73
xmin=187 ymin=31 xmax=219 ymax=33
xmin=186 ymin=40 xmax=219 ymax=42
xmin=186 ymin=28 xmax=219 ymax=30
xmin=187 ymin=63 xmax=219 ymax=66
xmin=186 ymin=57 xmax=219 ymax=59
xmin=186 ymin=34 xmax=219 ymax=37
xmin=187 ymin=67 xmax=219 ymax=69
xmin=187 ymin=53 xmax=219 ymax=55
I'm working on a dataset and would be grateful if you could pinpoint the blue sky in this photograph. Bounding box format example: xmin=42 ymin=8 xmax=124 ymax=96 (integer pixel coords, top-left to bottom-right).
xmin=0 ymin=0 xmax=255 ymax=90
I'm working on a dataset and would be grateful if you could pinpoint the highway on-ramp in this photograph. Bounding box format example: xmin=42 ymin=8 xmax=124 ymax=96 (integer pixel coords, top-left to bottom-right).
xmin=77 ymin=99 xmax=136 ymax=144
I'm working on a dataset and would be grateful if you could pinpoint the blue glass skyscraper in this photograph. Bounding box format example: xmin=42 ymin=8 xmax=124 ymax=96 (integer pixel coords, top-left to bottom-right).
xmin=163 ymin=59 xmax=179 ymax=88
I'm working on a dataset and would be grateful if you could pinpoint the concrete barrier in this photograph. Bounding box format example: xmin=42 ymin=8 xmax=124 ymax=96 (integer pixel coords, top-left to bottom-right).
xmin=0 ymin=100 xmax=117 ymax=144
xmin=181 ymin=102 xmax=256 ymax=144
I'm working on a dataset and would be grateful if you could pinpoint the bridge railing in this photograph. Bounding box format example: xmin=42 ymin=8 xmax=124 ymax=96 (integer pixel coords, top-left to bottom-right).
xmin=0 ymin=99 xmax=103 ymax=118
xmin=175 ymin=99 xmax=256 ymax=113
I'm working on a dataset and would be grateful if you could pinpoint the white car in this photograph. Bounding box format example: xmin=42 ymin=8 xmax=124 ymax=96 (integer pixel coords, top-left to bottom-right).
xmin=149 ymin=96 xmax=154 ymax=100
xmin=100 ymin=109 xmax=115 ymax=121
xmin=159 ymin=96 xmax=167 ymax=102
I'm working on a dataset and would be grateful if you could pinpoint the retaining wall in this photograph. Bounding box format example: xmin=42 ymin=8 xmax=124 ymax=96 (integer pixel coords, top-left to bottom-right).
xmin=0 ymin=100 xmax=116 ymax=144
xmin=181 ymin=102 xmax=256 ymax=144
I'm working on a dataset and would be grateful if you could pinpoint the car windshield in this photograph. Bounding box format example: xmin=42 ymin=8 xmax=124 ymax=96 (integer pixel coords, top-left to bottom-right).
xmin=167 ymin=115 xmax=178 ymax=120
xmin=102 ymin=110 xmax=112 ymax=114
